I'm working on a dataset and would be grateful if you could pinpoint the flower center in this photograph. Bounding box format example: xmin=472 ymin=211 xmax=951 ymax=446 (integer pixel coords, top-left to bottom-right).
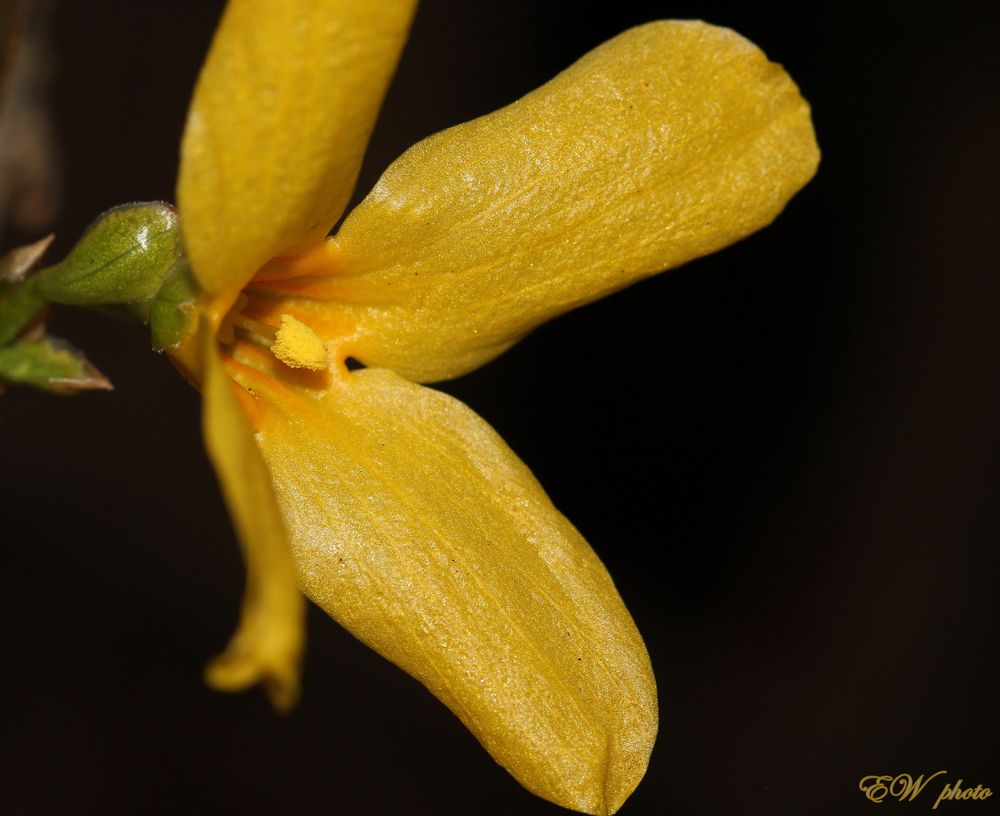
xmin=219 ymin=294 xmax=329 ymax=371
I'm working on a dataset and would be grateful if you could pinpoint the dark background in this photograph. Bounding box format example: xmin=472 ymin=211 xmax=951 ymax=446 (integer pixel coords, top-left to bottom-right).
xmin=2 ymin=1 xmax=998 ymax=814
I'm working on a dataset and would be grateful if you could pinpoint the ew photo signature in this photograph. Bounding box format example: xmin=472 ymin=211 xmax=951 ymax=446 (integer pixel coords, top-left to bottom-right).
xmin=859 ymin=772 xmax=993 ymax=810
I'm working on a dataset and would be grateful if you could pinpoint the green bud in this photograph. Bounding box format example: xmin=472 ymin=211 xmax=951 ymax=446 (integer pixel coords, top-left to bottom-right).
xmin=0 ymin=335 xmax=112 ymax=395
xmin=36 ymin=202 xmax=182 ymax=306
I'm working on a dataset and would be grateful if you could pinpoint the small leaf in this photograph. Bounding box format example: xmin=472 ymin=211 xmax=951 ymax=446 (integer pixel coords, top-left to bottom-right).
xmin=0 ymin=335 xmax=112 ymax=394
xmin=0 ymin=234 xmax=54 ymax=283
xmin=36 ymin=202 xmax=181 ymax=306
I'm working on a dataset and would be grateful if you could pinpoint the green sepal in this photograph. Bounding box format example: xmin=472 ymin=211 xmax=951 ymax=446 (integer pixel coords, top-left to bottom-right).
xmin=0 ymin=335 xmax=112 ymax=394
xmin=146 ymin=258 xmax=199 ymax=351
xmin=36 ymin=202 xmax=182 ymax=306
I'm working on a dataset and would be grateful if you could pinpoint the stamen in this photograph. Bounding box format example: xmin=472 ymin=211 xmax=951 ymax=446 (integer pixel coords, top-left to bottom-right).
xmin=220 ymin=294 xmax=278 ymax=347
xmin=270 ymin=314 xmax=329 ymax=371
xmin=217 ymin=294 xmax=249 ymax=345
xmin=219 ymin=295 xmax=328 ymax=372
xmin=232 ymin=313 xmax=277 ymax=343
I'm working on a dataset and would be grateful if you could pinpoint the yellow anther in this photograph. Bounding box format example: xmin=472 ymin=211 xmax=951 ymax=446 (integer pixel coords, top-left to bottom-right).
xmin=271 ymin=314 xmax=328 ymax=371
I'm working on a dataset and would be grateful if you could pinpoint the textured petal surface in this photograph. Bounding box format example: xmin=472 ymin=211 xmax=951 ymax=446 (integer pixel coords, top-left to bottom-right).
xmin=201 ymin=325 xmax=305 ymax=709
xmin=227 ymin=352 xmax=656 ymax=815
xmin=256 ymin=20 xmax=819 ymax=382
xmin=178 ymin=0 xmax=416 ymax=295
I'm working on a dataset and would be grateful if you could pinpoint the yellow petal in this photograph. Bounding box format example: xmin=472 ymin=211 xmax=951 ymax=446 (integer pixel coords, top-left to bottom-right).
xmin=232 ymin=354 xmax=656 ymax=814
xmin=178 ymin=0 xmax=417 ymax=295
xmin=260 ymin=20 xmax=818 ymax=382
xmin=200 ymin=323 xmax=305 ymax=709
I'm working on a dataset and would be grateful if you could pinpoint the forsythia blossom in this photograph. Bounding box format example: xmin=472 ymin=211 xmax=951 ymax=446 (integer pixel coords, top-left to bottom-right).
xmin=164 ymin=2 xmax=818 ymax=813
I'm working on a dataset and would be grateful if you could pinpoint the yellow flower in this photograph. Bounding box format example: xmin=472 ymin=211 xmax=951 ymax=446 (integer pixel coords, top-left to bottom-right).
xmin=169 ymin=2 xmax=818 ymax=813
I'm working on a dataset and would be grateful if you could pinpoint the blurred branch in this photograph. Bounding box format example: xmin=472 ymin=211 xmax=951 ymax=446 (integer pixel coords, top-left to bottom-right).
xmin=0 ymin=0 xmax=61 ymax=240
